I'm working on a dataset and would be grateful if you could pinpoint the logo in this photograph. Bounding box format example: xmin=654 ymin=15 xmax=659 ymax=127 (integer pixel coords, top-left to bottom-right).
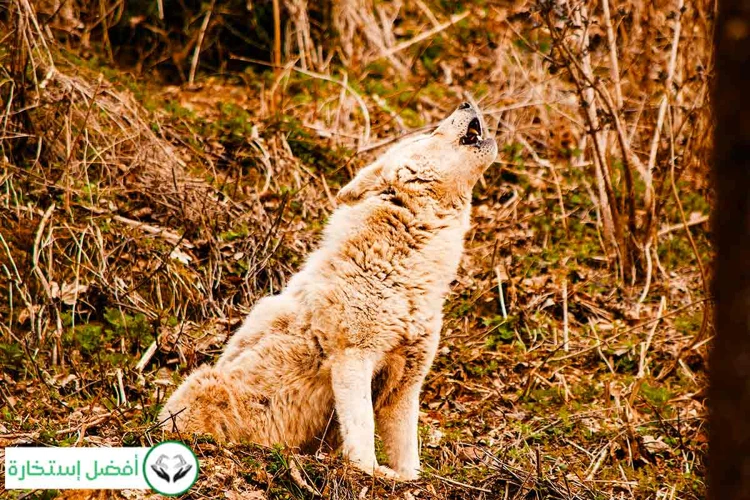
xmin=143 ymin=441 xmax=199 ymax=496
xmin=5 ymin=447 xmax=150 ymax=490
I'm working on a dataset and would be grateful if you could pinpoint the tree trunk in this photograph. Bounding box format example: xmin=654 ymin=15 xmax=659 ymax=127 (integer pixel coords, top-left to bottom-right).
xmin=710 ymin=1 xmax=750 ymax=499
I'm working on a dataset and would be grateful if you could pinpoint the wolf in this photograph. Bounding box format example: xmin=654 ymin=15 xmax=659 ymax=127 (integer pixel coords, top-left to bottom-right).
xmin=159 ymin=102 xmax=498 ymax=480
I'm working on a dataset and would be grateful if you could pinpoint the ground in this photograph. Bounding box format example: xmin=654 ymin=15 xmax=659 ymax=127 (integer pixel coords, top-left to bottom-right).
xmin=0 ymin=1 xmax=711 ymax=498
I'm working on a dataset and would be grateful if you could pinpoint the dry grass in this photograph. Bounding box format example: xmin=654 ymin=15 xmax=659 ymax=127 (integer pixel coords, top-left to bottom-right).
xmin=0 ymin=0 xmax=711 ymax=498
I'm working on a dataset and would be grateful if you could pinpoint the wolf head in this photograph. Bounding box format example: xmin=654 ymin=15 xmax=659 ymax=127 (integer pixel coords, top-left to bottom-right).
xmin=337 ymin=102 xmax=498 ymax=210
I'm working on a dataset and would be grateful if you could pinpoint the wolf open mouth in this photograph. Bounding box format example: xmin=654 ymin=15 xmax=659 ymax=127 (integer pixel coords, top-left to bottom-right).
xmin=460 ymin=117 xmax=483 ymax=146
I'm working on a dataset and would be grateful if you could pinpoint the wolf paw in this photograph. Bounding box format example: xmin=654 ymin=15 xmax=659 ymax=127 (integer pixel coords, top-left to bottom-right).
xmin=350 ymin=459 xmax=407 ymax=481
xmin=391 ymin=466 xmax=420 ymax=481
xmin=373 ymin=464 xmax=405 ymax=481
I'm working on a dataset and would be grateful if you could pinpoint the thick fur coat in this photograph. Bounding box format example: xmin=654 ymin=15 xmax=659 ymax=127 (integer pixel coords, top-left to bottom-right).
xmin=159 ymin=102 xmax=498 ymax=480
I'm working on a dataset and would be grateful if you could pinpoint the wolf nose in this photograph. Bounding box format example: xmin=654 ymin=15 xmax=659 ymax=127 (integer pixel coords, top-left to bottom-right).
xmin=458 ymin=102 xmax=472 ymax=110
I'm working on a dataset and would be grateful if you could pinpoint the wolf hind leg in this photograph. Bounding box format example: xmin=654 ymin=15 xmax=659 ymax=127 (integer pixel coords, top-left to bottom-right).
xmin=159 ymin=366 xmax=244 ymax=441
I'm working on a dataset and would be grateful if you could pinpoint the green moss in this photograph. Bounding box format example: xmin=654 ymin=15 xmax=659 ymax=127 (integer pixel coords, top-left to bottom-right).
xmin=641 ymin=382 xmax=672 ymax=410
xmin=0 ymin=342 xmax=25 ymax=374
xmin=267 ymin=446 xmax=289 ymax=475
xmin=571 ymin=380 xmax=601 ymax=403
xmin=447 ymin=290 xmax=473 ymax=318
xmin=657 ymin=235 xmax=696 ymax=269
xmin=62 ymin=308 xmax=151 ymax=358
xmin=163 ymin=100 xmax=196 ymax=120
xmin=675 ymin=311 xmax=702 ymax=336
xmin=220 ymin=224 xmax=250 ymax=242
xmin=274 ymin=115 xmax=352 ymax=179
xmin=420 ymin=36 xmax=445 ymax=74
xmin=468 ymin=359 xmax=499 ymax=377
xmin=503 ymin=142 xmax=524 ymax=163
xmin=610 ymin=346 xmax=638 ymax=374
xmin=62 ymin=323 xmax=105 ymax=356
xmin=363 ymin=60 xmax=390 ymax=76
xmin=526 ymin=387 xmax=565 ymax=407
xmin=482 ymin=315 xmax=517 ymax=349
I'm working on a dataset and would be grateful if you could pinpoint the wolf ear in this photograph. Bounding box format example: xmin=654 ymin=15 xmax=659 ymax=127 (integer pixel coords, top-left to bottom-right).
xmin=336 ymin=161 xmax=387 ymax=204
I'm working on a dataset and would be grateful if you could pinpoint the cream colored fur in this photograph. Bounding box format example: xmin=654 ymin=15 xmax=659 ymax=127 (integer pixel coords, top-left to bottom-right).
xmin=159 ymin=103 xmax=498 ymax=480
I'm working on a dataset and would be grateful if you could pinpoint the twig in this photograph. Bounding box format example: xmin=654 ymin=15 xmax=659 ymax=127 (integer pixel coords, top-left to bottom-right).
xmin=562 ymin=278 xmax=569 ymax=352
xmin=31 ymin=202 xmax=56 ymax=306
xmin=637 ymin=240 xmax=653 ymax=305
xmin=272 ymin=0 xmax=282 ymax=69
xmin=601 ymin=0 xmax=623 ymax=110
xmin=98 ymin=0 xmax=114 ymax=62
xmin=590 ymin=319 xmax=615 ymax=375
xmin=542 ymin=11 xmax=641 ymax=249
xmin=230 ymin=55 xmax=371 ymax=147
xmin=319 ymin=173 xmax=338 ymax=209
xmin=638 ymin=296 xmax=666 ymax=378
xmin=116 ymin=368 xmax=127 ymax=406
xmin=289 ymin=456 xmax=321 ymax=496
xmin=415 ymin=0 xmax=440 ymax=27
xmin=658 ymin=215 xmax=709 ymax=236
xmin=550 ymin=298 xmax=711 ymax=363
xmin=585 ymin=444 xmax=609 ymax=481
xmin=188 ymin=0 xmax=215 ymax=85
xmin=495 ymin=266 xmax=508 ymax=319
xmin=135 ymin=341 xmax=158 ymax=372
xmin=423 ymin=471 xmax=492 ymax=493
xmin=645 ymin=0 xmax=684 ymax=207
xmin=356 ymin=124 xmax=437 ymax=153
xmin=544 ymin=5 xmax=623 ymax=270
xmin=571 ymin=4 xmax=619 ymax=252
xmin=63 ymin=74 xmax=103 ymax=214
xmin=591 ymin=82 xmax=641 ymax=244
xmin=549 ymin=161 xmax=568 ymax=233
xmin=84 ymin=205 xmax=193 ymax=248
xmin=658 ymin=107 xmax=711 ymax=377
xmin=535 ymin=445 xmax=543 ymax=481
xmin=378 ymin=11 xmax=470 ymax=60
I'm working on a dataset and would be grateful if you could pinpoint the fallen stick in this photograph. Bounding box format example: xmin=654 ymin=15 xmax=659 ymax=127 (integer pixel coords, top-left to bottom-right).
xmin=379 ymin=11 xmax=470 ymax=59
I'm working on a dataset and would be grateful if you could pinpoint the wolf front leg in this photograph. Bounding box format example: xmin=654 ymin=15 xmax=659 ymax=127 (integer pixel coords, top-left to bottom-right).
xmin=330 ymin=349 xmax=401 ymax=480
xmin=376 ymin=382 xmax=422 ymax=480
xmin=376 ymin=328 xmax=440 ymax=480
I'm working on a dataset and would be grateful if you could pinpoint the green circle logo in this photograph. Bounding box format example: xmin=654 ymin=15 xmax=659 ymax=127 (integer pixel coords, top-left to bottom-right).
xmin=143 ymin=441 xmax=199 ymax=496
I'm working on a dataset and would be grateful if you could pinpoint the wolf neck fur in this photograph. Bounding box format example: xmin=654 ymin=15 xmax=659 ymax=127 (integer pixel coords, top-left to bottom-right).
xmin=288 ymin=197 xmax=470 ymax=306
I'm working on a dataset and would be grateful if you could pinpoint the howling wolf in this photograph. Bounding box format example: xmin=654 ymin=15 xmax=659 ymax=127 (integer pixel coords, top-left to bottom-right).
xmin=160 ymin=102 xmax=497 ymax=480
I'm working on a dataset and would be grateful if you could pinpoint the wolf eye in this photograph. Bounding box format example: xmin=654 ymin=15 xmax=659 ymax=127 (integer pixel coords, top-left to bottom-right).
xmin=404 ymin=177 xmax=432 ymax=184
